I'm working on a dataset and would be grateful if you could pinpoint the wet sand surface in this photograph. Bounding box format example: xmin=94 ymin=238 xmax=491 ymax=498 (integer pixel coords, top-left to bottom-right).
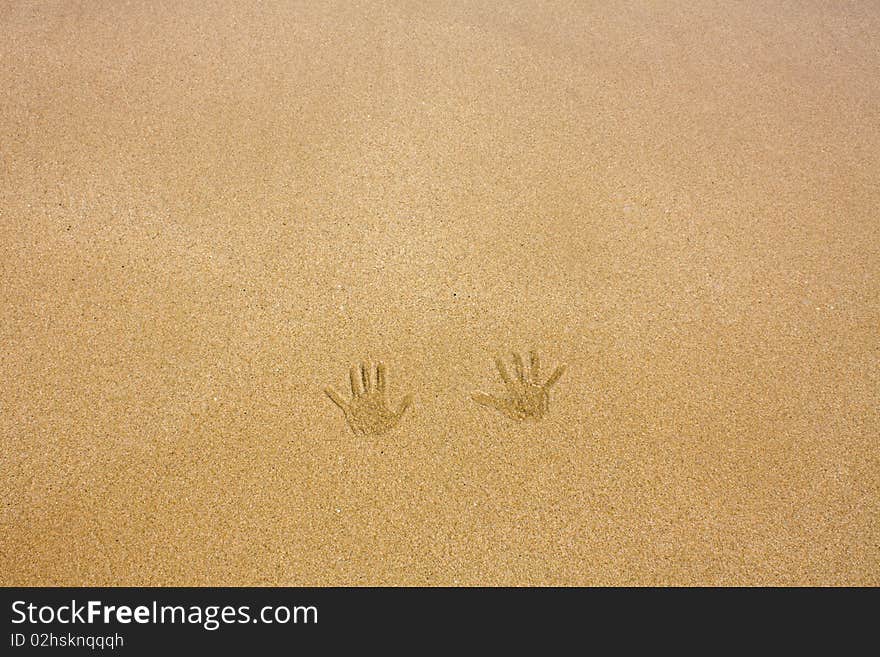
xmin=1 ymin=1 xmax=878 ymax=585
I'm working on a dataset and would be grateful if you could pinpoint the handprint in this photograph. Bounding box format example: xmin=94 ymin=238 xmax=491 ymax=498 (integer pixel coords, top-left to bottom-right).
xmin=325 ymin=361 xmax=412 ymax=436
xmin=472 ymin=351 xmax=566 ymax=420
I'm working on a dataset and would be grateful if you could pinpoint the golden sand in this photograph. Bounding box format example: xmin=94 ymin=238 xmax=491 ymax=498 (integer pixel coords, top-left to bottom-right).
xmin=1 ymin=1 xmax=878 ymax=585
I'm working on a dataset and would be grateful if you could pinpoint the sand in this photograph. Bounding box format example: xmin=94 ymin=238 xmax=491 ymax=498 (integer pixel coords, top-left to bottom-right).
xmin=1 ymin=1 xmax=878 ymax=586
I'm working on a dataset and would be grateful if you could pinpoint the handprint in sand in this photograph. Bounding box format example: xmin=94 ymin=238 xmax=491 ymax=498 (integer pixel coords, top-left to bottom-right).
xmin=472 ymin=352 xmax=566 ymax=420
xmin=325 ymin=361 xmax=412 ymax=436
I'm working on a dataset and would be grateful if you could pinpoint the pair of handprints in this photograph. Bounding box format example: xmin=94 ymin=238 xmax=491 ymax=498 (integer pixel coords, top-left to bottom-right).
xmin=325 ymin=352 xmax=566 ymax=436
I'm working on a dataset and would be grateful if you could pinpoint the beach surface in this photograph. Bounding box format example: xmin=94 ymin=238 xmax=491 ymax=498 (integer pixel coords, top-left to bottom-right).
xmin=2 ymin=1 xmax=878 ymax=585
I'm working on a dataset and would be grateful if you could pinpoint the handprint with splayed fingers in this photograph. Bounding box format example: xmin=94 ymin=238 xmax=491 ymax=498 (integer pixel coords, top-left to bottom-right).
xmin=325 ymin=361 xmax=412 ymax=436
xmin=472 ymin=351 xmax=566 ymax=420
